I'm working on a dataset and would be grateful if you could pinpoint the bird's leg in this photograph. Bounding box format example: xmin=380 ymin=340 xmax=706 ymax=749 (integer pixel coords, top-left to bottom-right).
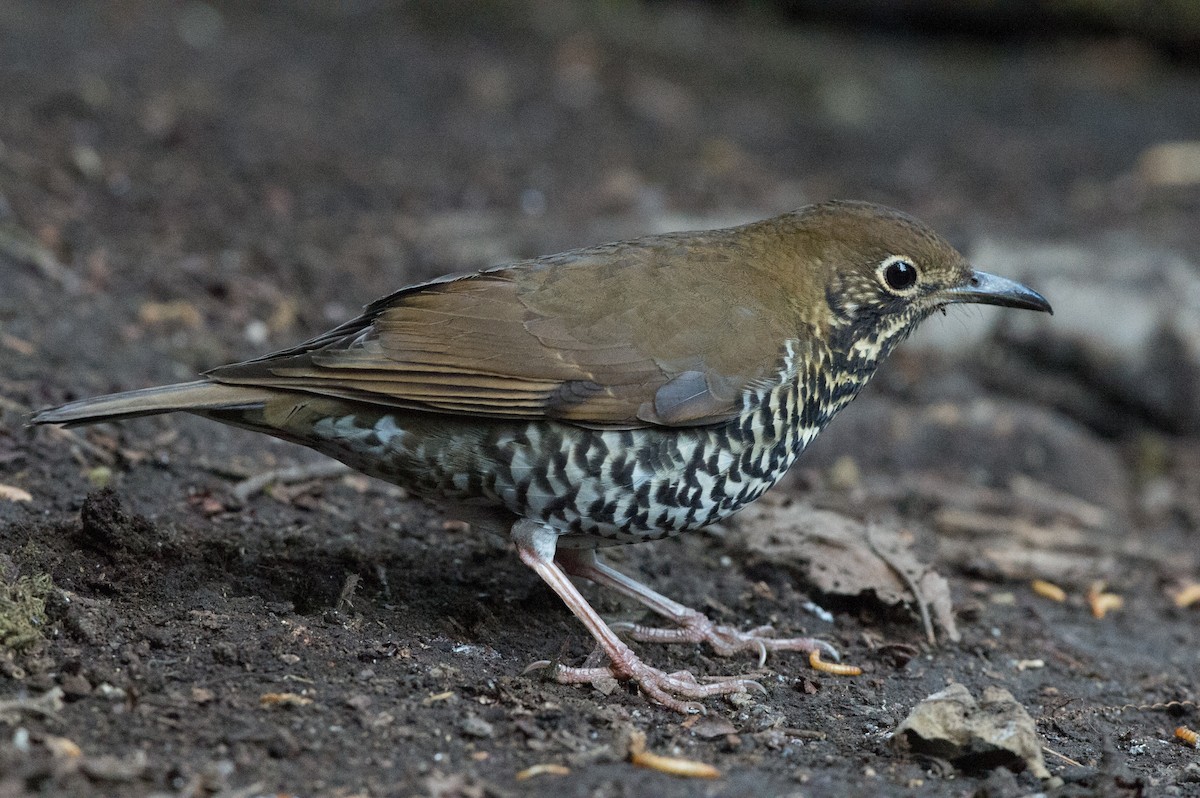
xmin=555 ymin=548 xmax=838 ymax=666
xmin=511 ymin=520 xmax=763 ymax=713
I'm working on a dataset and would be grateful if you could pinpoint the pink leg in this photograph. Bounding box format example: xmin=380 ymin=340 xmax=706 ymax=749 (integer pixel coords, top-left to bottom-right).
xmin=511 ymin=521 xmax=763 ymax=713
xmin=555 ymin=548 xmax=838 ymax=667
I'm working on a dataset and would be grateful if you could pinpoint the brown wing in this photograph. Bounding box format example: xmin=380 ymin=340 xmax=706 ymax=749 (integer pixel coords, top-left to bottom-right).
xmin=207 ymin=235 xmax=796 ymax=429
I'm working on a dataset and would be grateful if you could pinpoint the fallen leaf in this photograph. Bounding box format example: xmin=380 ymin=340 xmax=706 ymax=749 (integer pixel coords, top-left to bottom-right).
xmin=686 ymin=716 xmax=737 ymax=739
xmin=733 ymin=496 xmax=959 ymax=642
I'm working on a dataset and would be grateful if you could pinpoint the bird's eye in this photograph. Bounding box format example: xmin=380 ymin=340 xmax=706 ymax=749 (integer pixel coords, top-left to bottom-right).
xmin=880 ymin=257 xmax=918 ymax=293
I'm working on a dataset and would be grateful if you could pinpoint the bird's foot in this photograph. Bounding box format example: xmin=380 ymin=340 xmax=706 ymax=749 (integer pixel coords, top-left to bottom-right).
xmin=551 ymin=549 xmax=838 ymax=668
xmin=534 ymin=649 xmax=765 ymax=714
xmin=513 ymin=523 xmax=767 ymax=713
xmin=611 ymin=611 xmax=838 ymax=667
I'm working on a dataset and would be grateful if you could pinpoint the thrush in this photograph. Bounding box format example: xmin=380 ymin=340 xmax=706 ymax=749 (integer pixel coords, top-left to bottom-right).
xmin=33 ymin=200 xmax=1051 ymax=712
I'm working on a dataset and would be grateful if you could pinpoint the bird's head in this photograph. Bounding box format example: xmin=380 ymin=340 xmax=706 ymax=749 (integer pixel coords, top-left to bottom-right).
xmin=771 ymin=201 xmax=1052 ymax=361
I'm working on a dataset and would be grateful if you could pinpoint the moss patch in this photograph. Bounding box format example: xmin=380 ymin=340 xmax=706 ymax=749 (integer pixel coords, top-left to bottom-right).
xmin=0 ymin=572 xmax=54 ymax=652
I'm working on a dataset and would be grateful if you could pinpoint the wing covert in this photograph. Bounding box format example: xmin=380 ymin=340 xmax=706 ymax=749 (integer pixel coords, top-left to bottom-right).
xmin=207 ymin=241 xmax=791 ymax=428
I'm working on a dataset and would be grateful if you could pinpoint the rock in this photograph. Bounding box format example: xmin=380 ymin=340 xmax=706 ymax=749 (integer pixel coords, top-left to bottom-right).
xmin=58 ymin=673 xmax=92 ymax=700
xmin=80 ymin=750 xmax=148 ymax=783
xmin=908 ymin=235 xmax=1200 ymax=434
xmin=804 ymin=396 xmax=1130 ymax=523
xmin=458 ymin=714 xmax=495 ymax=739
xmin=891 ymin=683 xmax=1050 ymax=780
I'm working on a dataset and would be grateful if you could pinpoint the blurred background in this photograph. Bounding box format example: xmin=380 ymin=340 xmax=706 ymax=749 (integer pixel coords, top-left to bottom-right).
xmin=1 ymin=1 xmax=1198 ymax=795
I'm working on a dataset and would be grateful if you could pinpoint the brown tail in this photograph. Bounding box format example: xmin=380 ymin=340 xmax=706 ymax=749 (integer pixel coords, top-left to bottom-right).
xmin=31 ymin=380 xmax=277 ymax=427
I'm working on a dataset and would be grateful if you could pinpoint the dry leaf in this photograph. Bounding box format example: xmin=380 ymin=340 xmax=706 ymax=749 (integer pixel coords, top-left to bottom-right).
xmin=733 ymin=496 xmax=959 ymax=642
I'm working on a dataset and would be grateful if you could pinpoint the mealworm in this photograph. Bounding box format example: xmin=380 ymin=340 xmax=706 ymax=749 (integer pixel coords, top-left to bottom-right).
xmin=809 ymin=649 xmax=862 ymax=676
xmin=1031 ymin=579 xmax=1067 ymax=602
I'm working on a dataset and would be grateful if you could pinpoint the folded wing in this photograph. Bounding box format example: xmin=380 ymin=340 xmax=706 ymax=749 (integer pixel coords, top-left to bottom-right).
xmin=208 ymin=241 xmax=791 ymax=429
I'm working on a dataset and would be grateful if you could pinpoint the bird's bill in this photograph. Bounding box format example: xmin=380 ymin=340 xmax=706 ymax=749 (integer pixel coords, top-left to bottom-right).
xmin=942 ymin=270 xmax=1053 ymax=314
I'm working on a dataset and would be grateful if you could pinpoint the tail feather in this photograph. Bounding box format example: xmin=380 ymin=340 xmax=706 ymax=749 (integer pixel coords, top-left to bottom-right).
xmin=31 ymin=380 xmax=276 ymax=427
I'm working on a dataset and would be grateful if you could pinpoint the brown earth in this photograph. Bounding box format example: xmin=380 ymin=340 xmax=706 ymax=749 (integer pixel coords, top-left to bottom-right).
xmin=1 ymin=2 xmax=1198 ymax=796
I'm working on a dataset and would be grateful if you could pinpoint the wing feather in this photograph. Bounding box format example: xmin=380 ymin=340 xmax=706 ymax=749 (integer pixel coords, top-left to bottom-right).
xmin=207 ymin=235 xmax=795 ymax=428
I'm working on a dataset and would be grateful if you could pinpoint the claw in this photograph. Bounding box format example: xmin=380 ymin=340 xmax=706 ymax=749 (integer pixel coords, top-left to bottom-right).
xmin=614 ymin=613 xmax=837 ymax=664
xmin=813 ymin=639 xmax=840 ymax=663
xmin=552 ymin=659 xmax=762 ymax=713
xmin=695 ymin=674 xmax=766 ymax=694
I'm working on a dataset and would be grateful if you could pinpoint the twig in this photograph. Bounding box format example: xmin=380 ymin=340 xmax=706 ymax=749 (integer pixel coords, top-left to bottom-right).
xmin=336 ymin=573 xmax=360 ymax=612
xmin=0 ymin=687 xmax=65 ymax=722
xmin=0 ymin=395 xmax=33 ymax=415
xmin=0 ymin=221 xmax=81 ymax=293
xmin=231 ymin=461 xmax=352 ymax=503
xmin=867 ymin=527 xmax=936 ymax=646
xmin=1041 ymin=745 xmax=1084 ymax=767
xmin=43 ymin=425 xmax=117 ymax=465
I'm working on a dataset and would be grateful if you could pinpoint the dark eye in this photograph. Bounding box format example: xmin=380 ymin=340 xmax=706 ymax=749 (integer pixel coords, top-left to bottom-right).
xmin=882 ymin=258 xmax=918 ymax=292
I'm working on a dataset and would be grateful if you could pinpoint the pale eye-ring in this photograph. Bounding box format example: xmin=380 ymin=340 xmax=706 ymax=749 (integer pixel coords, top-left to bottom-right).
xmin=879 ymin=256 xmax=919 ymax=293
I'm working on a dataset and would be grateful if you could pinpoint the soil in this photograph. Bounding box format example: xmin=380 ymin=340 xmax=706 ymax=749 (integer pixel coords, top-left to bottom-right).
xmin=1 ymin=2 xmax=1198 ymax=796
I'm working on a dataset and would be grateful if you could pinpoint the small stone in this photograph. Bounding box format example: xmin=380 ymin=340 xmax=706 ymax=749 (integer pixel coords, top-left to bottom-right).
xmin=345 ymin=693 xmax=371 ymax=711
xmin=59 ymin=673 xmax=92 ymax=699
xmin=210 ymin=642 xmax=238 ymax=664
xmin=81 ymin=751 xmax=148 ymax=782
xmin=459 ymin=714 xmax=495 ymax=739
xmin=86 ymin=467 xmax=112 ymax=489
xmin=892 ymin=683 xmax=1050 ymax=780
xmin=94 ymin=683 xmax=126 ymax=701
xmin=688 ymin=716 xmax=737 ymax=739
xmin=71 ymin=145 xmax=103 ymax=181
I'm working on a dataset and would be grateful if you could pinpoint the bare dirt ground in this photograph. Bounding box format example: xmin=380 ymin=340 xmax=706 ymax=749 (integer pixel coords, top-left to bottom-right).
xmin=1 ymin=2 xmax=1198 ymax=796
